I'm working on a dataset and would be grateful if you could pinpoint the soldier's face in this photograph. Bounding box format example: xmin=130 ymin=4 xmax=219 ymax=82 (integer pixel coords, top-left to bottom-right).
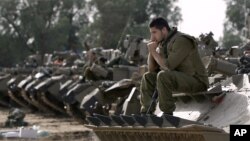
xmin=150 ymin=27 xmax=168 ymax=43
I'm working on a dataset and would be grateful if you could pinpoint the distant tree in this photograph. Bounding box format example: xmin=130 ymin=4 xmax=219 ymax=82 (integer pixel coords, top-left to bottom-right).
xmin=0 ymin=34 xmax=28 ymax=66
xmin=60 ymin=0 xmax=89 ymax=52
xmin=88 ymin=0 xmax=182 ymax=49
xmin=222 ymin=0 xmax=250 ymax=48
xmin=0 ymin=0 xmax=181 ymax=66
xmin=147 ymin=0 xmax=181 ymax=25
xmin=0 ymin=0 xmax=90 ymax=66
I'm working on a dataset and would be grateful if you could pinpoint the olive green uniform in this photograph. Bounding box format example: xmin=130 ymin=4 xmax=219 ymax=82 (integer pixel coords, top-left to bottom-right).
xmin=140 ymin=28 xmax=209 ymax=114
xmin=83 ymin=60 xmax=112 ymax=81
xmin=83 ymin=61 xmax=100 ymax=81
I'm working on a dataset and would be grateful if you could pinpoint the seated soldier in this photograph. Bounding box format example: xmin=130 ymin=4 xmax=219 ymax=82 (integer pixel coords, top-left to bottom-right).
xmin=83 ymin=48 xmax=112 ymax=81
xmin=107 ymin=36 xmax=145 ymax=67
xmin=236 ymin=50 xmax=250 ymax=74
xmin=140 ymin=17 xmax=209 ymax=115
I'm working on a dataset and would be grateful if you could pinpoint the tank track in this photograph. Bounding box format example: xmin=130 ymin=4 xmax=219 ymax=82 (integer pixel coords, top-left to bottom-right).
xmin=65 ymin=103 xmax=87 ymax=123
xmin=86 ymin=114 xmax=229 ymax=141
xmin=7 ymin=90 xmax=29 ymax=108
xmin=30 ymin=94 xmax=52 ymax=113
xmin=40 ymin=92 xmax=66 ymax=114
xmin=21 ymin=89 xmax=52 ymax=113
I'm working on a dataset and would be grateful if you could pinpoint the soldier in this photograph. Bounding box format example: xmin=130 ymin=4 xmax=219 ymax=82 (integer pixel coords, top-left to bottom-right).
xmin=83 ymin=48 xmax=111 ymax=81
xmin=236 ymin=49 xmax=250 ymax=74
xmin=53 ymin=56 xmax=64 ymax=66
xmin=140 ymin=17 xmax=209 ymax=115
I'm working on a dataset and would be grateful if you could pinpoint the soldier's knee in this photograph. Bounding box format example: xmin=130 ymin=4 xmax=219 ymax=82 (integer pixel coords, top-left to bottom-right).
xmin=142 ymin=72 xmax=156 ymax=80
xmin=157 ymin=70 xmax=172 ymax=80
xmin=157 ymin=70 xmax=174 ymax=85
xmin=143 ymin=71 xmax=154 ymax=77
xmin=141 ymin=72 xmax=157 ymax=90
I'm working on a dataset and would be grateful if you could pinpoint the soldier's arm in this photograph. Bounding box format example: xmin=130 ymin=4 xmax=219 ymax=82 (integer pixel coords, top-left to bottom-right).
xmin=147 ymin=53 xmax=159 ymax=72
xmin=165 ymin=36 xmax=194 ymax=70
xmin=148 ymin=40 xmax=168 ymax=71
xmin=150 ymin=51 xmax=169 ymax=71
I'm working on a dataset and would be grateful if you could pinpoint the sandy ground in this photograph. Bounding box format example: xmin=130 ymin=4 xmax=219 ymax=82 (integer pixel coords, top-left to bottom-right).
xmin=0 ymin=107 xmax=99 ymax=141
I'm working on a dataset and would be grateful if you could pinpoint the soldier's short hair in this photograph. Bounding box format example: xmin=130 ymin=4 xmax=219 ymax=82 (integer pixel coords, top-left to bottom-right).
xmin=149 ymin=17 xmax=171 ymax=31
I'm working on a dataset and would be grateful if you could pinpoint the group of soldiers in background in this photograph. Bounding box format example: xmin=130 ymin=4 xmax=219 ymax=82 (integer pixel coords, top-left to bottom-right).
xmin=13 ymin=31 xmax=250 ymax=85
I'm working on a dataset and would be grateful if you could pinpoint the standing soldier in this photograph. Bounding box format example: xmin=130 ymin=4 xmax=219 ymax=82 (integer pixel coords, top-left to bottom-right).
xmin=140 ymin=17 xmax=209 ymax=115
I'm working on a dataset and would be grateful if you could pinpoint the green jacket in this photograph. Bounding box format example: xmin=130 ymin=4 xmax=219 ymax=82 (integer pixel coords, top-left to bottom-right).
xmin=159 ymin=28 xmax=209 ymax=88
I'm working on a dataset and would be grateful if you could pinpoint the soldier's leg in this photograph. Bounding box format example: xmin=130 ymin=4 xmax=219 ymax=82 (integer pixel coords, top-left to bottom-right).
xmin=140 ymin=72 xmax=157 ymax=113
xmin=157 ymin=70 xmax=206 ymax=114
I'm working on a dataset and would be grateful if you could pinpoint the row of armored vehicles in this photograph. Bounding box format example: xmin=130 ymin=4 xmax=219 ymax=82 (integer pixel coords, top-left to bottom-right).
xmin=1 ymin=33 xmax=250 ymax=141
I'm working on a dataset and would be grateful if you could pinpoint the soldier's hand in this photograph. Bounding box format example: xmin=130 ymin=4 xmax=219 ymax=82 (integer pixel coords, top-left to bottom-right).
xmin=147 ymin=41 xmax=158 ymax=53
xmin=147 ymin=36 xmax=158 ymax=53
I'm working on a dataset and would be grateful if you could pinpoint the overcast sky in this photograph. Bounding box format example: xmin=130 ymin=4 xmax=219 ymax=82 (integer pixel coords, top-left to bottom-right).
xmin=176 ymin=0 xmax=226 ymax=41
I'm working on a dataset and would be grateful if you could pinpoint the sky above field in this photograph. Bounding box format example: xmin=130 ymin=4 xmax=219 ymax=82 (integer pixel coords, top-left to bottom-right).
xmin=177 ymin=0 xmax=227 ymax=40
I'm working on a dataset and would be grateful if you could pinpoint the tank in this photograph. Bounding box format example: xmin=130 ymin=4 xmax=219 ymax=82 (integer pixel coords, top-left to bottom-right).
xmin=85 ymin=74 xmax=250 ymax=141
xmin=84 ymin=33 xmax=244 ymax=141
xmin=19 ymin=68 xmax=56 ymax=113
xmin=3 ymin=32 xmax=248 ymax=141
xmin=7 ymin=74 xmax=30 ymax=108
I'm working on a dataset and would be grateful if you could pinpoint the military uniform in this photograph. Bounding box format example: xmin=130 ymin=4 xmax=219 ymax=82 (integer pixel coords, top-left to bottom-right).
xmin=83 ymin=61 xmax=98 ymax=81
xmin=140 ymin=28 xmax=209 ymax=114
xmin=83 ymin=58 xmax=112 ymax=81
xmin=236 ymin=55 xmax=250 ymax=74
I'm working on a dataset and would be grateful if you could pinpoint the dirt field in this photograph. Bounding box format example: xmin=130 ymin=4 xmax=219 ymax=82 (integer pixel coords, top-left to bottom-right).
xmin=0 ymin=107 xmax=99 ymax=141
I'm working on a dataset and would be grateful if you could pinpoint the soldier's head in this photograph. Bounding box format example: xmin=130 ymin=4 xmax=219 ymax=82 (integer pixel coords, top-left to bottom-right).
xmin=87 ymin=48 xmax=104 ymax=63
xmin=149 ymin=17 xmax=170 ymax=43
xmin=87 ymin=50 xmax=97 ymax=63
